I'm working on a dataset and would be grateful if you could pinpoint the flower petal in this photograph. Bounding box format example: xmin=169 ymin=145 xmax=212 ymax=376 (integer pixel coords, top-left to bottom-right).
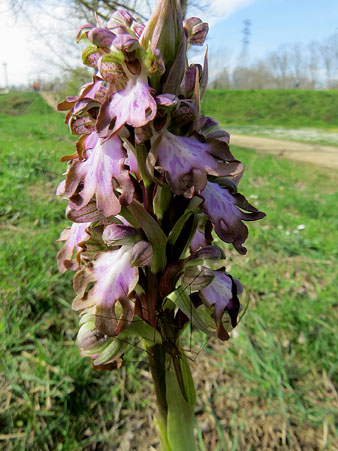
xmin=153 ymin=131 xmax=242 ymax=197
xmin=77 ymin=313 xmax=128 ymax=368
xmin=102 ymin=223 xmax=139 ymax=246
xmin=64 ymin=136 xmax=134 ymax=217
xmin=73 ymin=247 xmax=139 ymax=335
xmin=87 ymin=28 xmax=116 ymax=48
xmin=130 ymin=240 xmax=153 ymax=267
xmin=97 ymin=75 xmax=157 ymax=139
xmin=73 ymin=247 xmax=138 ymax=309
xmin=200 ymin=270 xmax=242 ymax=339
xmin=57 ymin=222 xmax=91 ymax=273
xmin=201 ymin=181 xmax=265 ymax=254
xmin=183 ymin=17 xmax=209 ymax=46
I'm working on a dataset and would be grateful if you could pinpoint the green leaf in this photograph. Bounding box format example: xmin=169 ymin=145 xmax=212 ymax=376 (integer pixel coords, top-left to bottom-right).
xmin=166 ymin=367 xmax=196 ymax=451
xmin=167 ymin=197 xmax=202 ymax=255
xmin=124 ymin=316 xmax=162 ymax=344
xmin=179 ymin=352 xmax=196 ymax=406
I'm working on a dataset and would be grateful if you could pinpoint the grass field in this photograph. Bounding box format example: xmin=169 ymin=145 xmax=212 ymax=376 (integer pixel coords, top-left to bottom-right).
xmin=0 ymin=92 xmax=337 ymax=450
xmin=202 ymin=90 xmax=338 ymax=146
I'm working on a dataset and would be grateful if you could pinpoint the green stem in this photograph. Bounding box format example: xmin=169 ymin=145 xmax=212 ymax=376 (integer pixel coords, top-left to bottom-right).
xmin=148 ymin=344 xmax=168 ymax=424
xmin=135 ymin=143 xmax=152 ymax=188
xmin=166 ymin=363 xmax=196 ymax=451
xmin=148 ymin=344 xmax=197 ymax=451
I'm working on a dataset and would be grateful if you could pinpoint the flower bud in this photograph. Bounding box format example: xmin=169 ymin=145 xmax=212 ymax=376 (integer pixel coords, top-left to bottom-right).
xmin=88 ymin=28 xmax=116 ymax=48
xmin=183 ymin=17 xmax=209 ymax=46
xmin=102 ymin=224 xmax=140 ymax=246
xmin=77 ymin=313 xmax=128 ymax=367
xmin=107 ymin=10 xmax=135 ymax=29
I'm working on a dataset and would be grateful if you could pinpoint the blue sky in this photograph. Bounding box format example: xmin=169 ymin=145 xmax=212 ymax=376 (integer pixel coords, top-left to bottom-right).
xmin=207 ymin=0 xmax=338 ymax=64
xmin=1 ymin=0 xmax=338 ymax=86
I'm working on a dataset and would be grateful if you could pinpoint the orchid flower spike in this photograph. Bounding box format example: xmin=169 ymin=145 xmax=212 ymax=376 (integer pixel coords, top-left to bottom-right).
xmin=56 ymin=0 xmax=265 ymax=447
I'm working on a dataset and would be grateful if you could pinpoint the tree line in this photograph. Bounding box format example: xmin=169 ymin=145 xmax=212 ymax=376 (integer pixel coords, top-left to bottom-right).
xmin=210 ymin=34 xmax=338 ymax=90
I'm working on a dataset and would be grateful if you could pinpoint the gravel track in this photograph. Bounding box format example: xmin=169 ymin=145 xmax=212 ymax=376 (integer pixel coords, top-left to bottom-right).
xmin=231 ymin=134 xmax=338 ymax=170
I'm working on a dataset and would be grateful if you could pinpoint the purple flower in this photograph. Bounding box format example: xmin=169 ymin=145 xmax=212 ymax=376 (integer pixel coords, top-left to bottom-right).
xmin=56 ymin=0 xmax=266 ymax=382
xmin=201 ymin=181 xmax=265 ymax=254
xmin=61 ymin=135 xmax=134 ymax=217
xmin=150 ymin=131 xmax=243 ymax=197
xmin=200 ymin=270 xmax=242 ymax=340
xmin=98 ymin=55 xmax=128 ymax=87
xmin=76 ymin=313 xmax=127 ymax=369
xmin=73 ymin=246 xmax=139 ymax=336
xmin=183 ymin=17 xmax=209 ymax=46
xmin=97 ymin=75 xmax=157 ymax=139
xmin=87 ymin=27 xmax=116 ymax=48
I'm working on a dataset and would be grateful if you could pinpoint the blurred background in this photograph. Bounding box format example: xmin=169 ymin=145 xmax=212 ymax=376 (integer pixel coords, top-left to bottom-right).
xmin=0 ymin=0 xmax=337 ymax=450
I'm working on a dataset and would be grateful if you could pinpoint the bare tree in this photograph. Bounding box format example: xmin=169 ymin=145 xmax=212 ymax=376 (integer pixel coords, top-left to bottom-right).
xmin=317 ymin=34 xmax=338 ymax=87
xmin=210 ymin=69 xmax=231 ymax=89
xmin=288 ymin=43 xmax=304 ymax=88
xmin=266 ymin=46 xmax=291 ymax=89
xmin=307 ymin=41 xmax=320 ymax=89
xmin=8 ymin=0 xmax=191 ymax=22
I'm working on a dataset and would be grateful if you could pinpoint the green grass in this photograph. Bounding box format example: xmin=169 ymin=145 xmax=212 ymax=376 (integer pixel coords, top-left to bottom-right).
xmin=0 ymin=92 xmax=54 ymax=116
xmin=202 ymin=89 xmax=338 ymax=128
xmin=0 ymin=93 xmax=337 ymax=450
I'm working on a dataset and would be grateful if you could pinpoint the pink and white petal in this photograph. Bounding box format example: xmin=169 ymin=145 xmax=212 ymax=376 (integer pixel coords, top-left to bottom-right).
xmin=90 ymin=249 xmax=139 ymax=306
xmin=72 ymin=247 xmax=139 ymax=336
xmin=97 ymin=76 xmax=157 ymax=139
xmin=64 ymin=136 xmax=134 ymax=217
xmin=57 ymin=222 xmax=91 ymax=273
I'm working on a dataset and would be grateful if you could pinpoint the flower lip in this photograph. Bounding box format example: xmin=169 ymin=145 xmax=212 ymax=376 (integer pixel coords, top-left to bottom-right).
xmin=151 ymin=131 xmax=243 ymax=198
xmin=200 ymin=181 xmax=265 ymax=254
xmin=63 ymin=135 xmax=134 ymax=217
xmin=96 ymin=75 xmax=157 ymax=140
xmin=200 ymin=270 xmax=242 ymax=336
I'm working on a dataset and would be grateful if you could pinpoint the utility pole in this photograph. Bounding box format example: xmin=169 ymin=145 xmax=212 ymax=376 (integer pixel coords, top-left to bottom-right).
xmin=3 ymin=63 xmax=8 ymax=88
xmin=241 ymin=19 xmax=251 ymax=58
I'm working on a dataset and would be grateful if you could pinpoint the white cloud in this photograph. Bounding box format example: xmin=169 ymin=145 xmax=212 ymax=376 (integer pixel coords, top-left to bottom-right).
xmin=191 ymin=0 xmax=257 ymax=27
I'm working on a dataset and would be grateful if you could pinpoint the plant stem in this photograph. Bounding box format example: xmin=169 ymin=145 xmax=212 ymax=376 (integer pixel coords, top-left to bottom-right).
xmin=148 ymin=344 xmax=168 ymax=424
xmin=148 ymin=343 xmax=197 ymax=451
xmin=166 ymin=363 xmax=196 ymax=451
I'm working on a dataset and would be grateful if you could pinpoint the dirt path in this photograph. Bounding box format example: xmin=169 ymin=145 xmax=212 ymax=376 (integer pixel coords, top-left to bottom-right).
xmin=40 ymin=91 xmax=60 ymax=111
xmin=230 ymin=134 xmax=338 ymax=170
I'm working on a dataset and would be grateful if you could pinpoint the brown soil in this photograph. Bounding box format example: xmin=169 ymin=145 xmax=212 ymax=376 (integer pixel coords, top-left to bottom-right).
xmin=40 ymin=91 xmax=60 ymax=111
xmin=230 ymin=134 xmax=338 ymax=170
